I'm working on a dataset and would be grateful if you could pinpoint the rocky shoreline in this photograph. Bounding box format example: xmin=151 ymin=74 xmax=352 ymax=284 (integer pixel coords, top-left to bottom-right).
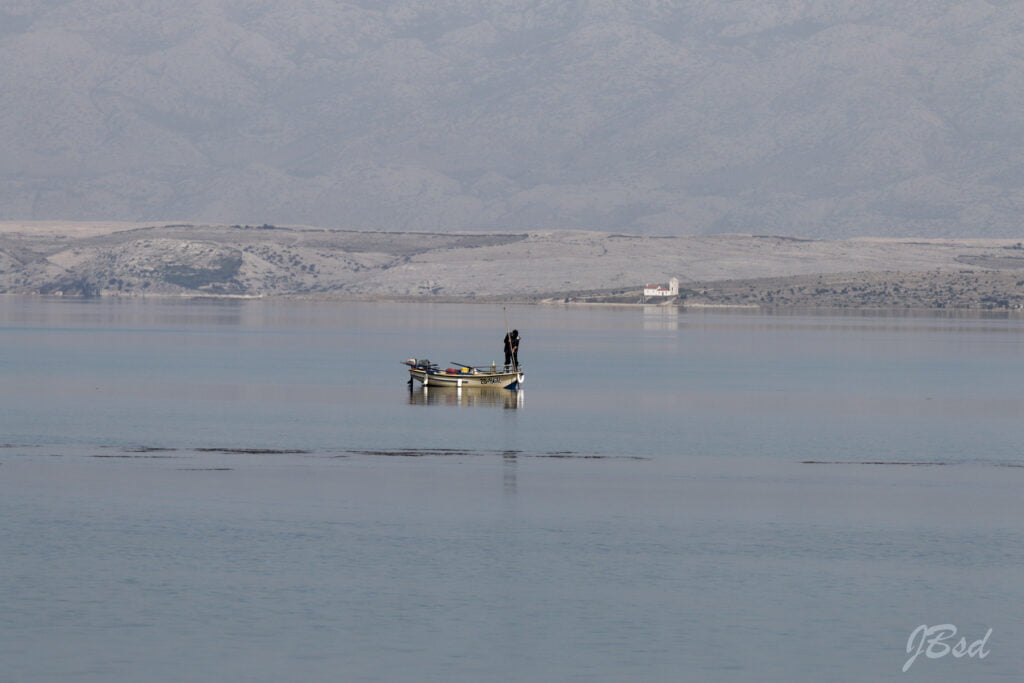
xmin=561 ymin=270 xmax=1024 ymax=311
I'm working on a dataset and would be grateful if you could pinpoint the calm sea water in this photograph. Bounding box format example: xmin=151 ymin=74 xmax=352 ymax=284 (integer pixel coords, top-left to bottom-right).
xmin=2 ymin=297 xmax=1023 ymax=681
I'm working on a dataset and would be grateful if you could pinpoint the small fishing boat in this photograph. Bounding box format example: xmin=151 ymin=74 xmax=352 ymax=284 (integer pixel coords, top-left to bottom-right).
xmin=403 ymin=359 xmax=524 ymax=390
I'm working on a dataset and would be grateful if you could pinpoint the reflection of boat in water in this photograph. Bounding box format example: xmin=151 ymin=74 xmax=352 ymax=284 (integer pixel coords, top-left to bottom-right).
xmin=403 ymin=359 xmax=524 ymax=390
xmin=408 ymin=385 xmax=524 ymax=409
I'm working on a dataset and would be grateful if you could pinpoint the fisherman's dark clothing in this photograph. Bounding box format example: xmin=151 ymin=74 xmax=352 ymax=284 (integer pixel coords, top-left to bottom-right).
xmin=504 ymin=332 xmax=520 ymax=368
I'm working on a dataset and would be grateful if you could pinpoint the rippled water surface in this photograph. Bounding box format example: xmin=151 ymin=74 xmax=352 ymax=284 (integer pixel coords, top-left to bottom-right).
xmin=2 ymin=298 xmax=1023 ymax=681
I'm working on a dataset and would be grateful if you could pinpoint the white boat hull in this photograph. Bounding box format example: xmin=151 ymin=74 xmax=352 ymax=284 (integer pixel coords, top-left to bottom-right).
xmin=404 ymin=361 xmax=523 ymax=390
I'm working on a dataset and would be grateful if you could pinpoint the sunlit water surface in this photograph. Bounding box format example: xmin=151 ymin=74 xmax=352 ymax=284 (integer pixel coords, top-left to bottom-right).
xmin=2 ymin=298 xmax=1023 ymax=681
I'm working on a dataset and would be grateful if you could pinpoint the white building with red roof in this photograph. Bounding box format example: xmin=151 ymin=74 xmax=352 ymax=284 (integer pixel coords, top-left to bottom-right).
xmin=643 ymin=277 xmax=679 ymax=297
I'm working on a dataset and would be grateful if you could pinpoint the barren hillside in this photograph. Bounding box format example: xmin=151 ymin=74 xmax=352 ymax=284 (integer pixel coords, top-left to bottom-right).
xmin=2 ymin=222 xmax=1023 ymax=309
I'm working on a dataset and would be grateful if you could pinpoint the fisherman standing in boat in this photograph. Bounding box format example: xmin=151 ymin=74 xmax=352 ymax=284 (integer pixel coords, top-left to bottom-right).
xmin=504 ymin=329 xmax=520 ymax=370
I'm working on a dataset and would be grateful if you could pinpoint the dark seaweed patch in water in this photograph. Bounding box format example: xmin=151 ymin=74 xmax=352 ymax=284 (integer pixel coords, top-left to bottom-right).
xmin=804 ymin=460 xmax=1024 ymax=468
xmin=345 ymin=448 xmax=649 ymax=460
xmin=123 ymin=446 xmax=178 ymax=453
xmin=537 ymin=453 xmax=606 ymax=459
xmin=348 ymin=449 xmax=476 ymax=457
xmin=531 ymin=451 xmax=649 ymax=460
xmin=351 ymin=450 xmax=427 ymax=457
xmin=91 ymin=454 xmax=179 ymax=459
xmin=801 ymin=460 xmax=947 ymax=466
xmin=195 ymin=448 xmax=311 ymax=455
xmin=177 ymin=468 xmax=233 ymax=471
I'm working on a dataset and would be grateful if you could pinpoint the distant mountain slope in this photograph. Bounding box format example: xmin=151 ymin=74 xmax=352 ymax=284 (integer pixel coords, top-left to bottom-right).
xmin=2 ymin=1 xmax=1023 ymax=237
xmin=2 ymin=223 xmax=1023 ymax=302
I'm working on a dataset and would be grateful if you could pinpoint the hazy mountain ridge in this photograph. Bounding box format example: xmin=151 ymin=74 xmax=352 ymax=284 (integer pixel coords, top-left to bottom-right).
xmin=3 ymin=1 xmax=1024 ymax=237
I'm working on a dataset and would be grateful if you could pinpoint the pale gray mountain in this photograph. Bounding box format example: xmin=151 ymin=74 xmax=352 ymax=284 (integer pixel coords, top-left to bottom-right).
xmin=2 ymin=1 xmax=1023 ymax=237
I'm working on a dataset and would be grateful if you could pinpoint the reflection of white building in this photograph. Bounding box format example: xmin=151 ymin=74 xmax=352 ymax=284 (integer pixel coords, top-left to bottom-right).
xmin=643 ymin=305 xmax=679 ymax=330
xmin=643 ymin=277 xmax=679 ymax=297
